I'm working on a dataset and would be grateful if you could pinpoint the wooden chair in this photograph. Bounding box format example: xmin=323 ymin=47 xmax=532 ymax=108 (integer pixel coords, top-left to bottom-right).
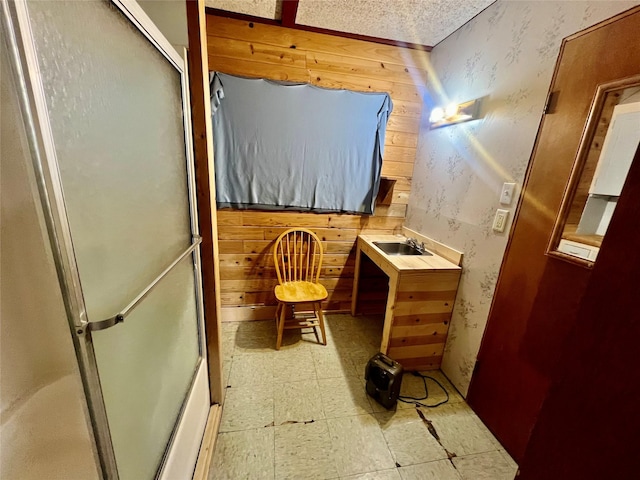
xmin=273 ymin=228 xmax=328 ymax=350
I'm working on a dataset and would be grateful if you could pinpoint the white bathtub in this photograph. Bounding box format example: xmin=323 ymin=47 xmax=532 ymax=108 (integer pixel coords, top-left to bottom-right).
xmin=0 ymin=374 xmax=99 ymax=480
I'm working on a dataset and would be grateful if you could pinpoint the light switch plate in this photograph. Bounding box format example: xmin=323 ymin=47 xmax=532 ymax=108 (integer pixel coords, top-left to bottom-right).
xmin=492 ymin=209 xmax=509 ymax=233
xmin=500 ymin=183 xmax=516 ymax=205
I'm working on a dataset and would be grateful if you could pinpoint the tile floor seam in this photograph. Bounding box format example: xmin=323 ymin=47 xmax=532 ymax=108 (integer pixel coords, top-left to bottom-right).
xmin=272 ymin=364 xmax=276 ymax=480
xmin=325 ymin=418 xmax=344 ymax=480
xmin=271 ymin=424 xmax=276 ymax=480
xmin=211 ymin=315 xmax=518 ymax=480
xmin=377 ymin=407 xmax=404 ymax=470
xmin=324 ymin=413 xmax=346 ymax=477
xmin=399 ymin=459 xmax=464 ymax=480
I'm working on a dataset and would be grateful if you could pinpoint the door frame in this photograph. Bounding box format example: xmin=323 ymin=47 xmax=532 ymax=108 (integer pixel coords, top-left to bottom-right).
xmin=3 ymin=0 xmax=210 ymax=478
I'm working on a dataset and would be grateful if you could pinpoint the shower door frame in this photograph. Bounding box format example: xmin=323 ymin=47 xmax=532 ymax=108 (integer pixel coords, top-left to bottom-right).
xmin=2 ymin=0 xmax=211 ymax=478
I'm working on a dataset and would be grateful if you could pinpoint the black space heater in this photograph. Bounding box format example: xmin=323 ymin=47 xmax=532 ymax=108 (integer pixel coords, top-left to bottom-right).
xmin=365 ymin=352 xmax=403 ymax=409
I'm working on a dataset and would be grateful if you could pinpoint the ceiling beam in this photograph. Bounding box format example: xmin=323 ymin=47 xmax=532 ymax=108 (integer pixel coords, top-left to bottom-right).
xmin=204 ymin=7 xmax=432 ymax=52
xmin=206 ymin=8 xmax=280 ymax=26
xmin=287 ymin=22 xmax=432 ymax=52
xmin=281 ymin=0 xmax=299 ymax=28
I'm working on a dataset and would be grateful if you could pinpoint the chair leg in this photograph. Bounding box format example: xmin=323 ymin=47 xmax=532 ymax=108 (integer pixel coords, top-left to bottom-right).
xmin=276 ymin=302 xmax=286 ymax=350
xmin=274 ymin=302 xmax=282 ymax=327
xmin=316 ymin=302 xmax=327 ymax=346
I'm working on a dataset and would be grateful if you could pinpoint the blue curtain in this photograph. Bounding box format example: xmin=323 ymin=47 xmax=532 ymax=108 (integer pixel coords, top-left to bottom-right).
xmin=210 ymin=72 xmax=393 ymax=215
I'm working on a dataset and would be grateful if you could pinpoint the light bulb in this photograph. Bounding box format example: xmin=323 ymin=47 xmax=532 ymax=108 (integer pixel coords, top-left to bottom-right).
xmin=445 ymin=103 xmax=459 ymax=118
xmin=429 ymin=107 xmax=444 ymax=123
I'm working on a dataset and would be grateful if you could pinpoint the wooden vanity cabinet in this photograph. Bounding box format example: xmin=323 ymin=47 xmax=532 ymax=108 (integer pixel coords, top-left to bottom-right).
xmin=351 ymin=235 xmax=462 ymax=370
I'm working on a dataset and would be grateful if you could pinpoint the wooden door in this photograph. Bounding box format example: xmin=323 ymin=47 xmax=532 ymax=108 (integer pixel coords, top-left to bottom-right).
xmin=466 ymin=7 xmax=640 ymax=462
xmin=517 ymin=141 xmax=640 ymax=479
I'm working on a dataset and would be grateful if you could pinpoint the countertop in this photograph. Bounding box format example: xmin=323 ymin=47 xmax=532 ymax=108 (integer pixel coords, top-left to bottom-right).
xmin=358 ymin=234 xmax=462 ymax=273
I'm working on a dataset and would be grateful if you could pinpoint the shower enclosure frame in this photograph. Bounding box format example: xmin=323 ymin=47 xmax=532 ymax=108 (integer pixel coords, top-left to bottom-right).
xmin=1 ymin=1 xmax=210 ymax=478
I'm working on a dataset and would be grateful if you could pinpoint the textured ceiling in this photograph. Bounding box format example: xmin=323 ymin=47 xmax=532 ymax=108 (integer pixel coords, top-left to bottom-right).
xmin=206 ymin=0 xmax=495 ymax=47
xmin=296 ymin=0 xmax=494 ymax=46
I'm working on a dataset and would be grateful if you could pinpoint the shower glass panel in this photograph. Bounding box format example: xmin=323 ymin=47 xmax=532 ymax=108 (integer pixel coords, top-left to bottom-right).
xmin=92 ymin=257 xmax=199 ymax=479
xmin=26 ymin=0 xmax=192 ymax=321
xmin=25 ymin=1 xmax=202 ymax=478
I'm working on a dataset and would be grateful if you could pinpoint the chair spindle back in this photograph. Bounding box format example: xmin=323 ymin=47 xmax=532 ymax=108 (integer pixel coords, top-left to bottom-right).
xmin=273 ymin=228 xmax=324 ymax=285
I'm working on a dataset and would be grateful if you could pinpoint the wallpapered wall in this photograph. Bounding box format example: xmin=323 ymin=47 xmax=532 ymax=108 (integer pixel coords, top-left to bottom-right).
xmin=406 ymin=0 xmax=639 ymax=396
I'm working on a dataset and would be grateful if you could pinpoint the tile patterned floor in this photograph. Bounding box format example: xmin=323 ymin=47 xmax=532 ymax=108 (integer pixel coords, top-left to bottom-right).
xmin=209 ymin=314 xmax=518 ymax=480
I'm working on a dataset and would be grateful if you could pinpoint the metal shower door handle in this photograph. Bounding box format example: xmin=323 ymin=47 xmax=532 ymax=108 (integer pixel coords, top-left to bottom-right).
xmin=86 ymin=236 xmax=202 ymax=332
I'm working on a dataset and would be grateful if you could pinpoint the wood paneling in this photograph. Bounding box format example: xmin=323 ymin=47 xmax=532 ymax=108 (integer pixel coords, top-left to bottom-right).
xmin=397 ymin=356 xmax=443 ymax=370
xmin=206 ymin=15 xmax=427 ymax=317
xmin=351 ymin=236 xmax=461 ymax=370
xmin=565 ymin=91 xmax=618 ymax=225
xmin=306 ymin=51 xmax=428 ymax=86
xmin=206 ymin=17 xmax=429 ymax=65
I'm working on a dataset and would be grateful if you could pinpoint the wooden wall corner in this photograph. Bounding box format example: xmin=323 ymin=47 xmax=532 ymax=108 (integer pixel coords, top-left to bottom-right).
xmin=186 ymin=0 xmax=224 ymax=405
xmin=206 ymin=14 xmax=428 ymax=318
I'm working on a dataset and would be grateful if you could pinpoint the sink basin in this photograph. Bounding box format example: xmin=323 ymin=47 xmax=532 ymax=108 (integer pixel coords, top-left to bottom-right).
xmin=373 ymin=241 xmax=432 ymax=256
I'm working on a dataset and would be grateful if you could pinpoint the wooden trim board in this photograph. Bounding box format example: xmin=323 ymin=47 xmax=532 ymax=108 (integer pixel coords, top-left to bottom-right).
xmin=192 ymin=405 xmax=222 ymax=480
xmin=187 ymin=0 xmax=224 ymax=405
xmin=402 ymin=227 xmax=464 ymax=266
xmin=221 ymin=305 xmax=350 ymax=322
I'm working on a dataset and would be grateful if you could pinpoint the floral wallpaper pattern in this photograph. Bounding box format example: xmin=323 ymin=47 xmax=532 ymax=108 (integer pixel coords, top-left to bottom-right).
xmin=406 ymin=0 xmax=638 ymax=396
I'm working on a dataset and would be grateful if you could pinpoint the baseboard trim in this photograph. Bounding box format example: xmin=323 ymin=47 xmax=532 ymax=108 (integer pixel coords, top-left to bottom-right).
xmin=221 ymin=305 xmax=278 ymax=322
xmin=192 ymin=404 xmax=222 ymax=480
xmin=221 ymin=305 xmax=350 ymax=322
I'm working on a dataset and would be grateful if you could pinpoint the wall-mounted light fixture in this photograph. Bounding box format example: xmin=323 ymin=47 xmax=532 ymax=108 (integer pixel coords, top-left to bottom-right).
xmin=429 ymin=98 xmax=482 ymax=129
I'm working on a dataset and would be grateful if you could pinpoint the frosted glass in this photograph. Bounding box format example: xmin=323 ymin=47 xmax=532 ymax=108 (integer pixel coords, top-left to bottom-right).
xmin=1 ymin=36 xmax=100 ymax=480
xmin=27 ymin=0 xmax=192 ymax=321
xmin=92 ymin=257 xmax=199 ymax=480
xmin=25 ymin=2 xmax=201 ymax=479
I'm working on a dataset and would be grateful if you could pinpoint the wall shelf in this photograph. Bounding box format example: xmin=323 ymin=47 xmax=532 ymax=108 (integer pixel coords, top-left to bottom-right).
xmin=376 ymin=177 xmax=396 ymax=206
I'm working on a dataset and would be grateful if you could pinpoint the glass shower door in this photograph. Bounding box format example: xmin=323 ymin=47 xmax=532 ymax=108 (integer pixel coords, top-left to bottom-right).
xmin=10 ymin=0 xmax=209 ymax=478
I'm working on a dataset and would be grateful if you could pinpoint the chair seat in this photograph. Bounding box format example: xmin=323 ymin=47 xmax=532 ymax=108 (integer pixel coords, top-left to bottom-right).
xmin=274 ymin=281 xmax=328 ymax=303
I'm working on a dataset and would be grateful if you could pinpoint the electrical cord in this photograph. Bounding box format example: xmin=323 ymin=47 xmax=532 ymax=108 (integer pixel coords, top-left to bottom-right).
xmin=398 ymin=371 xmax=450 ymax=408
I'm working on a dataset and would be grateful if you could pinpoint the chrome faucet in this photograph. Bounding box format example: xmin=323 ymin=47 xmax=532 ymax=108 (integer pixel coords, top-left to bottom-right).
xmin=406 ymin=237 xmax=425 ymax=253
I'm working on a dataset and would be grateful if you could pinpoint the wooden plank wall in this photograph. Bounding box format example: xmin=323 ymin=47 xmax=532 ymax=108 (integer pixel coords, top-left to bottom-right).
xmin=387 ymin=270 xmax=460 ymax=370
xmin=206 ymin=15 xmax=429 ymax=320
xmin=566 ymin=91 xmax=618 ymax=226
